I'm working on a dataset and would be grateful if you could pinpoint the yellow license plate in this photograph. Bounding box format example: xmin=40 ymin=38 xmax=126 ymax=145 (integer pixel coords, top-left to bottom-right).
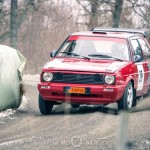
xmin=68 ymin=87 xmax=86 ymax=94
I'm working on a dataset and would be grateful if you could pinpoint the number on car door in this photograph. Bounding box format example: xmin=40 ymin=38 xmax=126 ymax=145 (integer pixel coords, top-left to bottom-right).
xmin=138 ymin=38 xmax=150 ymax=92
xmin=131 ymin=39 xmax=148 ymax=96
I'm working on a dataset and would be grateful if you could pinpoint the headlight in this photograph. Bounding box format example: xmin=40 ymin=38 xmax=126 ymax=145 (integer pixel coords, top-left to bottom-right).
xmin=43 ymin=72 xmax=53 ymax=82
xmin=104 ymin=75 xmax=115 ymax=84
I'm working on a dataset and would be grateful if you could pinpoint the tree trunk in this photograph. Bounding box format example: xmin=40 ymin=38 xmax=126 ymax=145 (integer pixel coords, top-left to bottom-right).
xmin=10 ymin=0 xmax=18 ymax=49
xmin=112 ymin=0 xmax=123 ymax=28
xmin=88 ymin=0 xmax=99 ymax=29
xmin=0 ymin=0 xmax=4 ymax=30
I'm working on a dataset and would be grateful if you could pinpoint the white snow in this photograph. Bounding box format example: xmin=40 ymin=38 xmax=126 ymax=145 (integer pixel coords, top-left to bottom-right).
xmin=0 ymin=109 xmax=16 ymax=119
xmin=18 ymin=95 xmax=28 ymax=112
xmin=0 ymin=74 xmax=38 ymax=123
xmin=0 ymin=95 xmax=28 ymax=123
xmin=23 ymin=74 xmax=40 ymax=87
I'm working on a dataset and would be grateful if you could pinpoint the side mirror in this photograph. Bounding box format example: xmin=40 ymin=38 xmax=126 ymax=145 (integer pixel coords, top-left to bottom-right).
xmin=50 ymin=50 xmax=57 ymax=58
xmin=134 ymin=55 xmax=142 ymax=62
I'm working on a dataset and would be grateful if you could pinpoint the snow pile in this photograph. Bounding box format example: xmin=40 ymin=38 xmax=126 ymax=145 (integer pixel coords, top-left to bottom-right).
xmin=0 ymin=95 xmax=28 ymax=123
xmin=0 ymin=45 xmax=26 ymax=111
xmin=18 ymin=95 xmax=28 ymax=112
xmin=0 ymin=109 xmax=16 ymax=119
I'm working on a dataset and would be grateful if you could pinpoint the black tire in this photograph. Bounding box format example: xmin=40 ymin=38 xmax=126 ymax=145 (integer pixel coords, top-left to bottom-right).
xmin=118 ymin=81 xmax=134 ymax=110
xmin=71 ymin=104 xmax=80 ymax=108
xmin=39 ymin=94 xmax=53 ymax=115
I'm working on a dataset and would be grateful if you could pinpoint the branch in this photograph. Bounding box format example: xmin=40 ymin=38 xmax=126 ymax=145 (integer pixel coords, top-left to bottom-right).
xmin=98 ymin=0 xmax=115 ymax=4
xmin=126 ymin=0 xmax=148 ymax=17
xmin=97 ymin=9 xmax=113 ymax=14
xmin=76 ymin=0 xmax=90 ymax=13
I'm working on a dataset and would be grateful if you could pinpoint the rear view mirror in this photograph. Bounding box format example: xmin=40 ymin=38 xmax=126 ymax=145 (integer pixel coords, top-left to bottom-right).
xmin=134 ymin=55 xmax=142 ymax=62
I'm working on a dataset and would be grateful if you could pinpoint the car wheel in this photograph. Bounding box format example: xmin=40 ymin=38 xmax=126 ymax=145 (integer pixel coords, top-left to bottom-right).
xmin=39 ymin=94 xmax=53 ymax=115
xmin=71 ymin=104 xmax=80 ymax=108
xmin=118 ymin=81 xmax=134 ymax=110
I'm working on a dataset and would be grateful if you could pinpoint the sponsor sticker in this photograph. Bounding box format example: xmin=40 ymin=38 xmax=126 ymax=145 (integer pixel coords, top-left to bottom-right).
xmin=137 ymin=64 xmax=144 ymax=91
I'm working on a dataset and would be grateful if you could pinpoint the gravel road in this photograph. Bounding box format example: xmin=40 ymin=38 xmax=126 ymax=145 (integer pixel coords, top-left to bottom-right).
xmin=0 ymin=75 xmax=150 ymax=150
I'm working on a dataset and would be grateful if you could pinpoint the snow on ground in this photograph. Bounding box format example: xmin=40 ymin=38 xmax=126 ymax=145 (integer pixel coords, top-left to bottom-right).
xmin=0 ymin=74 xmax=39 ymax=123
xmin=0 ymin=109 xmax=16 ymax=121
xmin=23 ymin=74 xmax=40 ymax=87
xmin=18 ymin=95 xmax=28 ymax=112
xmin=0 ymin=95 xmax=28 ymax=123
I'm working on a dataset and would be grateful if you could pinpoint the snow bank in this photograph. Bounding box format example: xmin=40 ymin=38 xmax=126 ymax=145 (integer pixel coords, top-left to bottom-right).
xmin=0 ymin=45 xmax=26 ymax=111
xmin=0 ymin=95 xmax=28 ymax=123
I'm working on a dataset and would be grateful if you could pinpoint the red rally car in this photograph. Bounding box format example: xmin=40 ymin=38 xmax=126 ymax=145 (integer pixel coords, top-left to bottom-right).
xmin=38 ymin=28 xmax=150 ymax=115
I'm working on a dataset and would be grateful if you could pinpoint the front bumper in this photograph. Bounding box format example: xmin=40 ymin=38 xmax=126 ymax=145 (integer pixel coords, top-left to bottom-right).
xmin=38 ymin=82 xmax=126 ymax=105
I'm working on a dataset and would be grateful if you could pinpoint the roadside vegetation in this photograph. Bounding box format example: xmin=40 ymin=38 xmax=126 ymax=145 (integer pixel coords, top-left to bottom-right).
xmin=0 ymin=0 xmax=150 ymax=73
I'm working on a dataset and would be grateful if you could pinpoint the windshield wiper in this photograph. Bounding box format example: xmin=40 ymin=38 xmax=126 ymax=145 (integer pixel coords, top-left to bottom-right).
xmin=59 ymin=52 xmax=90 ymax=60
xmin=88 ymin=54 xmax=123 ymax=61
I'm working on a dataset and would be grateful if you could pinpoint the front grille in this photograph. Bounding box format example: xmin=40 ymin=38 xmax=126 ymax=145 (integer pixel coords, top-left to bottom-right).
xmin=52 ymin=72 xmax=104 ymax=84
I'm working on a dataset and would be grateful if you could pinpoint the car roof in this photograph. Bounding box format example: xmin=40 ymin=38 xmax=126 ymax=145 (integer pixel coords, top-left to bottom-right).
xmin=71 ymin=28 xmax=147 ymax=39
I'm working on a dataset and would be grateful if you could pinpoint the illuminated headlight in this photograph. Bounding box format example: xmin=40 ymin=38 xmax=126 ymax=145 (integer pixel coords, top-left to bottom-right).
xmin=104 ymin=75 xmax=115 ymax=84
xmin=43 ymin=72 xmax=53 ymax=82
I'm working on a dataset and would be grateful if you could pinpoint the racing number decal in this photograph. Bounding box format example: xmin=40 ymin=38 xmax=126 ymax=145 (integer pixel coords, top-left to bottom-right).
xmin=139 ymin=70 xmax=143 ymax=83
xmin=137 ymin=65 xmax=144 ymax=91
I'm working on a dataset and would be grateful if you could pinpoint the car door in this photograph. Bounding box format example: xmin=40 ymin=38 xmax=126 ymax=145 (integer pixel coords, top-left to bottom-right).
xmin=138 ymin=38 xmax=150 ymax=92
xmin=130 ymin=39 xmax=148 ymax=96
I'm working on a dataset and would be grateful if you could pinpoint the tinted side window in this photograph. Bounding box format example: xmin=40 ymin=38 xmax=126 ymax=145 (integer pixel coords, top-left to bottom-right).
xmin=138 ymin=38 xmax=150 ymax=60
xmin=131 ymin=39 xmax=144 ymax=62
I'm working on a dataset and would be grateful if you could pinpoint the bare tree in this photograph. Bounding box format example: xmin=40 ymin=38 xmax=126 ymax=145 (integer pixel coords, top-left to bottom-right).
xmin=0 ymin=0 xmax=10 ymax=42
xmin=0 ymin=0 xmax=49 ymax=44
xmin=76 ymin=0 xmax=124 ymax=29
xmin=76 ymin=0 xmax=100 ymax=29
xmin=17 ymin=0 xmax=78 ymax=73
xmin=112 ymin=0 xmax=124 ymax=27
xmin=1 ymin=0 xmax=150 ymax=73
xmin=0 ymin=0 xmax=4 ymax=25
xmin=121 ymin=0 xmax=150 ymax=40
xmin=10 ymin=0 xmax=18 ymax=49
xmin=76 ymin=0 xmax=149 ymax=28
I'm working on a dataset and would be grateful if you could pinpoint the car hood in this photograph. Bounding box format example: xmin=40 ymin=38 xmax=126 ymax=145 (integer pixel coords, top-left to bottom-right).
xmin=44 ymin=58 xmax=129 ymax=73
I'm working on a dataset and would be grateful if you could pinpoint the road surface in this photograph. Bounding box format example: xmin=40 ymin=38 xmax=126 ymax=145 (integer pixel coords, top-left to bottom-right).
xmin=0 ymin=75 xmax=150 ymax=150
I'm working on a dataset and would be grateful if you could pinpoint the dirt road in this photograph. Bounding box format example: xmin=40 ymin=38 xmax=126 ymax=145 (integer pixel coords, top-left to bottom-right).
xmin=0 ymin=75 xmax=150 ymax=150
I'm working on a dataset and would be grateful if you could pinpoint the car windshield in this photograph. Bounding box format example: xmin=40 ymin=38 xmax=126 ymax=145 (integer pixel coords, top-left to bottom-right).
xmin=57 ymin=36 xmax=129 ymax=61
